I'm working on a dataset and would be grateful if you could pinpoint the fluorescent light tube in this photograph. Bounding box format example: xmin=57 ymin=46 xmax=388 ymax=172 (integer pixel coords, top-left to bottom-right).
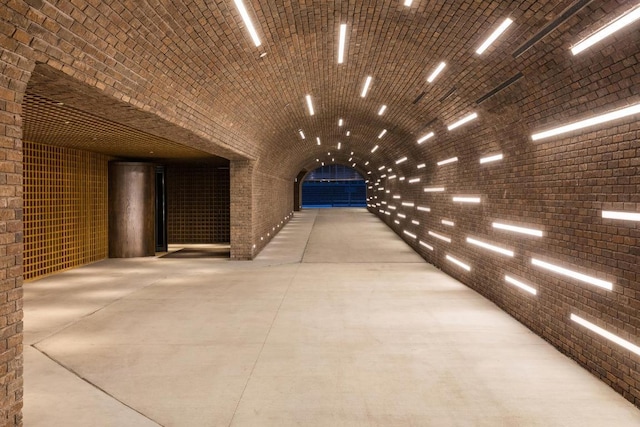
xmin=441 ymin=220 xmax=455 ymax=227
xmin=602 ymin=210 xmax=640 ymax=221
xmin=452 ymin=196 xmax=481 ymax=203
xmin=338 ymin=118 xmax=344 ymax=126
xmin=437 ymin=157 xmax=458 ymax=166
xmin=395 ymin=157 xmax=407 ymax=164
xmin=346 ymin=131 xmax=351 ymax=136
xmin=378 ymin=105 xmax=387 ymax=115
xmin=419 ymin=240 xmax=434 ymax=250
xmin=570 ymin=313 xmax=640 ymax=356
xmin=404 ymin=230 xmax=417 ymax=238
xmin=404 ymin=0 xmax=414 ymax=6
xmin=427 ymin=62 xmax=446 ymax=83
xmin=417 ymin=206 xmax=430 ymax=212
xmin=371 ymin=145 xmax=379 ymax=153
xmin=388 ymin=175 xmax=397 ymax=180
xmin=417 ymin=163 xmax=426 ymax=169
xmin=466 ymin=237 xmax=514 ymax=257
xmin=480 ymin=153 xmax=503 ymax=163
xmin=531 ymin=258 xmax=613 ymax=290
xmin=408 ymin=178 xmax=420 ymax=183
xmin=233 ymin=0 xmax=262 ymax=47
xmin=429 ymin=231 xmax=451 ymax=243
xmin=361 ymin=76 xmax=373 ymax=97
xmin=411 ymin=220 xmax=420 ymax=225
xmin=398 ymin=213 xmax=406 ymax=218
xmin=417 ymin=132 xmax=435 ymax=144
xmin=492 ymin=222 xmax=543 ymax=237
xmin=446 ymin=254 xmax=471 ymax=271
xmin=337 ymin=142 xmax=342 ymax=149
xmin=401 ymin=202 xmax=414 ymax=207
xmin=531 ymin=103 xmax=640 ymax=141
xmin=338 ymin=24 xmax=347 ymax=63
xmin=378 ymin=129 xmax=387 ymax=139
xmin=424 ymin=187 xmax=445 ymax=192
xmin=505 ymin=275 xmax=537 ymax=295
xmin=476 ymin=18 xmax=513 ymax=54
xmin=571 ymin=6 xmax=640 ymax=55
xmin=298 ymin=130 xmax=305 ymax=139
xmin=316 ymin=137 xmax=321 ymax=146
xmin=378 ymin=166 xmax=386 ymax=170
xmin=305 ymin=95 xmax=315 ymax=115
xmin=447 ymin=112 xmax=478 ymax=130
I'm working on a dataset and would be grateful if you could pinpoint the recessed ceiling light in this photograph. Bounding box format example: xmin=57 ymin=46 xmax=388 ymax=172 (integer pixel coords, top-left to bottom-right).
xmin=404 ymin=0 xmax=414 ymax=6
xmin=305 ymin=95 xmax=315 ymax=116
xmin=338 ymin=24 xmax=347 ymax=64
xmin=361 ymin=75 xmax=373 ymax=97
xmin=259 ymin=52 xmax=267 ymax=58
xmin=298 ymin=130 xmax=305 ymax=139
xmin=417 ymin=163 xmax=426 ymax=169
xmin=337 ymin=142 xmax=342 ymax=149
xmin=417 ymin=132 xmax=435 ymax=144
xmin=476 ymin=18 xmax=513 ymax=54
xmin=371 ymin=145 xmax=379 ymax=153
xmin=339 ymin=118 xmax=344 ymax=126
xmin=346 ymin=131 xmax=351 ymax=136
xmin=378 ymin=105 xmax=387 ymax=115
xmin=408 ymin=178 xmax=420 ymax=183
xmin=364 ymin=161 xmax=369 ymax=165
xmin=571 ymin=5 xmax=640 ymax=55
xmin=447 ymin=112 xmax=478 ymax=130
xmin=233 ymin=0 xmax=262 ymax=47
xmin=316 ymin=137 xmax=321 ymax=145
xmin=427 ymin=62 xmax=446 ymax=83
xmin=395 ymin=157 xmax=407 ymax=164
xmin=378 ymin=166 xmax=385 ymax=170
xmin=378 ymin=129 xmax=387 ymax=139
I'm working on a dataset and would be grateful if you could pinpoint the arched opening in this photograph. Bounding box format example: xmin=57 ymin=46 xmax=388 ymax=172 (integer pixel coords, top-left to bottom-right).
xmin=301 ymin=164 xmax=367 ymax=208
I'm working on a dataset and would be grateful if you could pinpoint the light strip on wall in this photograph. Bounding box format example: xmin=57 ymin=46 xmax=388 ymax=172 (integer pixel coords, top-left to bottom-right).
xmin=398 ymin=213 xmax=406 ymax=218
xmin=424 ymin=187 xmax=445 ymax=192
xmin=571 ymin=5 xmax=640 ymax=55
xmin=298 ymin=130 xmax=305 ymax=139
xmin=316 ymin=137 xmax=321 ymax=146
xmin=337 ymin=142 xmax=342 ymax=150
xmin=388 ymin=175 xmax=397 ymax=180
xmin=602 ymin=210 xmax=640 ymax=221
xmin=412 ymin=220 xmax=420 ymax=225
xmin=403 ymin=230 xmax=417 ymax=238
xmin=396 ymin=157 xmax=407 ymax=164
xmin=531 ymin=103 xmax=640 ymax=141
xmin=394 ymin=220 xmax=400 ymax=224
xmin=492 ymin=222 xmax=543 ymax=237
xmin=570 ymin=313 xmax=640 ymax=356
xmin=437 ymin=157 xmax=458 ymax=166
xmin=531 ymin=258 xmax=613 ymax=290
xmin=408 ymin=178 xmax=420 ymax=183
xmin=419 ymin=240 xmax=434 ymax=250
xmin=338 ymin=118 xmax=344 ymax=126
xmin=378 ymin=166 xmax=386 ymax=170
xmin=505 ymin=275 xmax=537 ymax=295
xmin=447 ymin=112 xmax=478 ymax=130
xmin=452 ymin=196 xmax=480 ymax=203
xmin=441 ymin=219 xmax=455 ymax=226
xmin=427 ymin=61 xmax=446 ymax=83
xmin=480 ymin=153 xmax=503 ymax=164
xmin=401 ymin=202 xmax=414 ymax=207
xmin=371 ymin=145 xmax=379 ymax=153
xmin=338 ymin=24 xmax=347 ymax=63
xmin=417 ymin=132 xmax=435 ymax=144
xmin=305 ymin=95 xmax=315 ymax=116
xmin=393 ymin=195 xmax=401 ymax=199
xmin=404 ymin=0 xmax=414 ymax=6
xmin=378 ymin=129 xmax=388 ymax=139
xmin=429 ymin=231 xmax=451 ymax=243
xmin=378 ymin=105 xmax=387 ymax=115
xmin=475 ymin=18 xmax=513 ymax=54
xmin=361 ymin=75 xmax=373 ymax=97
xmin=417 ymin=163 xmax=426 ymax=169
xmin=417 ymin=206 xmax=430 ymax=212
xmin=388 ymin=205 xmax=396 ymax=210
xmin=467 ymin=237 xmax=514 ymax=257
xmin=233 ymin=0 xmax=262 ymax=46
xmin=446 ymin=254 xmax=471 ymax=271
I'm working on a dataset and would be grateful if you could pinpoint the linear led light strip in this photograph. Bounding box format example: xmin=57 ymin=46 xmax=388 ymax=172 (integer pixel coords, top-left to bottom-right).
xmin=233 ymin=0 xmax=261 ymax=47
xmin=392 ymin=195 xmax=401 ymax=199
xmin=570 ymin=313 xmax=640 ymax=357
xmin=403 ymin=230 xmax=417 ymax=238
xmin=371 ymin=145 xmax=379 ymax=153
xmin=424 ymin=187 xmax=445 ymax=192
xmin=417 ymin=163 xmax=426 ymax=169
xmin=394 ymin=220 xmax=400 ymax=224
xmin=446 ymin=254 xmax=471 ymax=271
xmin=492 ymin=222 xmax=543 ymax=237
xmin=437 ymin=157 xmax=458 ymax=166
xmin=316 ymin=137 xmax=321 ymax=146
xmin=419 ymin=240 xmax=434 ymax=251
xmin=401 ymin=202 xmax=414 ymax=207
xmin=505 ymin=275 xmax=537 ymax=295
xmin=441 ymin=219 xmax=454 ymax=227
xmin=398 ymin=213 xmax=406 ymax=218
xmin=338 ymin=24 xmax=347 ymax=63
xmin=395 ymin=157 xmax=407 ymax=164
xmin=337 ymin=142 xmax=342 ymax=150
xmin=467 ymin=237 xmax=514 ymax=257
xmin=361 ymin=76 xmax=373 ymax=97
xmin=416 ymin=206 xmax=430 ymax=212
xmin=428 ymin=231 xmax=451 ymax=243
xmin=531 ymin=103 xmax=640 ymax=141
xmin=378 ymin=105 xmax=387 ymax=115
xmin=602 ymin=210 xmax=640 ymax=221
xmin=404 ymin=0 xmax=414 ymax=6
xmin=417 ymin=132 xmax=434 ymax=144
xmin=480 ymin=153 xmax=503 ymax=164
xmin=531 ymin=258 xmax=613 ymax=290
xmin=411 ymin=220 xmax=419 ymax=225
xmin=305 ymin=95 xmax=314 ymax=116
xmin=447 ymin=113 xmax=478 ymax=130
xmin=298 ymin=130 xmax=305 ymax=139
xmin=427 ymin=62 xmax=446 ymax=83
xmin=378 ymin=129 xmax=388 ymax=139
xmin=408 ymin=178 xmax=420 ymax=183
xmin=476 ymin=18 xmax=513 ymax=55
xmin=452 ymin=196 xmax=480 ymax=203
xmin=571 ymin=5 xmax=640 ymax=55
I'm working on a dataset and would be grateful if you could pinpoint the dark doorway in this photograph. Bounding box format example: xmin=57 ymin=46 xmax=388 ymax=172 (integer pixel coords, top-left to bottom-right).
xmin=155 ymin=165 xmax=168 ymax=252
xmin=302 ymin=165 xmax=367 ymax=208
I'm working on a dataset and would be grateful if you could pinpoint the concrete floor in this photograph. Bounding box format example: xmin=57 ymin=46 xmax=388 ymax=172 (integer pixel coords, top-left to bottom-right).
xmin=24 ymin=208 xmax=640 ymax=426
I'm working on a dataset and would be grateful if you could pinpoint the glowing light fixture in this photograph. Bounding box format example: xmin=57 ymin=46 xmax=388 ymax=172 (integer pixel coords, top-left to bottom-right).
xmin=437 ymin=157 xmax=458 ymax=166
xmin=401 ymin=202 xmax=414 ymax=207
xmin=316 ymin=137 xmax=321 ymax=146
xmin=393 ymin=195 xmax=401 ymax=199
xmin=233 ymin=0 xmax=262 ymax=46
xmin=492 ymin=222 xmax=543 ymax=237
xmin=571 ymin=5 xmax=640 ymax=55
xmin=346 ymin=131 xmax=351 ymax=136
xmin=505 ymin=275 xmax=537 ymax=295
xmin=305 ymin=95 xmax=315 ymax=116
xmin=378 ymin=129 xmax=387 ymax=139
xmin=404 ymin=230 xmax=417 ymax=238
xmin=429 ymin=231 xmax=451 ymax=243
xmin=388 ymin=175 xmax=397 ymax=180
xmin=339 ymin=118 xmax=344 ymax=126
xmin=337 ymin=142 xmax=342 ymax=150
xmin=452 ymin=196 xmax=481 ymax=203
xmin=531 ymin=258 xmax=613 ymax=290
xmin=298 ymin=130 xmax=305 ymax=139
xmin=531 ymin=103 xmax=640 ymax=141
xmin=338 ymin=24 xmax=347 ymax=63
xmin=424 ymin=187 xmax=445 ymax=192
xmin=411 ymin=220 xmax=420 ymax=225
xmin=419 ymin=240 xmax=434 ymax=250
xmin=417 ymin=206 xmax=431 ymax=212
xmin=404 ymin=0 xmax=414 ymax=6
xmin=378 ymin=105 xmax=387 ymax=115
xmin=417 ymin=132 xmax=435 ymax=144
xmin=378 ymin=166 xmax=386 ymax=170
xmin=417 ymin=163 xmax=426 ymax=169
xmin=602 ymin=210 xmax=640 ymax=221
xmin=475 ymin=18 xmax=513 ymax=55
xmin=395 ymin=157 xmax=407 ymax=164
xmin=398 ymin=213 xmax=407 ymax=218
xmin=394 ymin=220 xmax=400 ymax=224
xmin=480 ymin=153 xmax=503 ymax=164
xmin=361 ymin=75 xmax=373 ymax=97
xmin=467 ymin=237 xmax=514 ymax=257
xmin=446 ymin=254 xmax=471 ymax=271
xmin=427 ymin=62 xmax=446 ymax=83
xmin=408 ymin=178 xmax=420 ymax=183
xmin=447 ymin=112 xmax=478 ymax=130
xmin=570 ymin=313 xmax=640 ymax=356
xmin=441 ymin=220 xmax=455 ymax=227
xmin=371 ymin=145 xmax=379 ymax=153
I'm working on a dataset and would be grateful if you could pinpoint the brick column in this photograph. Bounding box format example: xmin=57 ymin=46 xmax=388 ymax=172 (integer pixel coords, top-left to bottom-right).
xmin=230 ymin=159 xmax=254 ymax=260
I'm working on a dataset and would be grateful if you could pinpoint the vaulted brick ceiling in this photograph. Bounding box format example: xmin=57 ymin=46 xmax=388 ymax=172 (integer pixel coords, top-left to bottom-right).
xmin=22 ymin=0 xmax=639 ymax=178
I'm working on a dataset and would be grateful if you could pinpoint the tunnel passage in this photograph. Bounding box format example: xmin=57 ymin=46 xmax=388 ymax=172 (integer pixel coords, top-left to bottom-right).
xmin=301 ymin=164 xmax=367 ymax=208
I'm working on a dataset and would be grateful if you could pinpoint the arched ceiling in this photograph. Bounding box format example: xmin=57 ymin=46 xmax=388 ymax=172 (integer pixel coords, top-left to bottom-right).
xmin=21 ymin=0 xmax=638 ymax=179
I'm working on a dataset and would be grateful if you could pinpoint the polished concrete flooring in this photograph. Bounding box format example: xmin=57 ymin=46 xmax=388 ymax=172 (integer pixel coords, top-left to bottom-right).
xmin=24 ymin=209 xmax=640 ymax=426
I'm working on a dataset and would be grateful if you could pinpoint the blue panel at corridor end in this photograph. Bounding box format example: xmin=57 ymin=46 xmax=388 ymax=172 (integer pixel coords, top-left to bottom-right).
xmin=302 ymin=181 xmax=367 ymax=208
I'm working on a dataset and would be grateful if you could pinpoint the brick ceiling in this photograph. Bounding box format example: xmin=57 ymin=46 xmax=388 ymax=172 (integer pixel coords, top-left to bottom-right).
xmin=21 ymin=0 xmax=633 ymax=175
